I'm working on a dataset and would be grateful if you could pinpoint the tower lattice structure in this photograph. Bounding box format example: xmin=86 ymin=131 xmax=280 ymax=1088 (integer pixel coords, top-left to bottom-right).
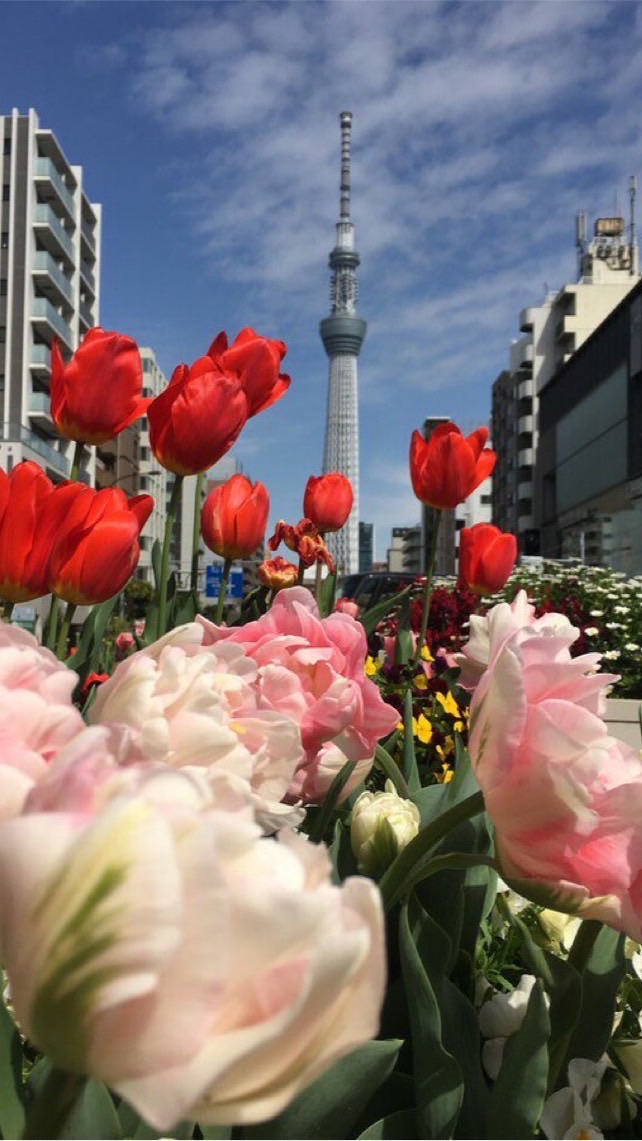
xmin=320 ymin=111 xmax=367 ymax=576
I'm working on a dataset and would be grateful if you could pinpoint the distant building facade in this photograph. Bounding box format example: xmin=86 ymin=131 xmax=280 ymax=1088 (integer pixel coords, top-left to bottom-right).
xmin=387 ymin=525 xmax=422 ymax=574
xmin=358 ymin=521 xmax=374 ymax=573
xmin=0 ymin=108 xmax=101 ymax=482
xmin=536 ymin=277 xmax=642 ymax=574
xmin=492 ymin=204 xmax=640 ymax=552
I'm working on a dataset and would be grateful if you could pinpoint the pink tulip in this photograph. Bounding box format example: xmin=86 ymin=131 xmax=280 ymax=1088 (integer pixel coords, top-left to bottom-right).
xmin=89 ymin=623 xmax=304 ymax=828
xmin=0 ymin=624 xmax=83 ymax=817
xmin=467 ymin=601 xmax=642 ymax=938
xmin=198 ymin=587 xmax=399 ymax=803
xmin=0 ymin=747 xmax=385 ymax=1131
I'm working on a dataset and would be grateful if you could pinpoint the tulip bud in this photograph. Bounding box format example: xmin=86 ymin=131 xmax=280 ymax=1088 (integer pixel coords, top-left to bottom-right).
xmin=304 ymin=473 xmax=353 ymax=533
xmin=351 ymin=780 xmax=420 ymax=877
xmin=201 ymin=475 xmax=270 ymax=561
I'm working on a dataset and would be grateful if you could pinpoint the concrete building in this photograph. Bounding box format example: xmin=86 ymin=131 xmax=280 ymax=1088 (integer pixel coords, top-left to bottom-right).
xmin=492 ymin=202 xmax=640 ymax=552
xmin=320 ymin=112 xmax=366 ymax=576
xmin=0 ymin=108 xmax=100 ymax=482
xmin=387 ymin=525 xmax=422 ymax=574
xmin=536 ymin=277 xmax=642 ymax=573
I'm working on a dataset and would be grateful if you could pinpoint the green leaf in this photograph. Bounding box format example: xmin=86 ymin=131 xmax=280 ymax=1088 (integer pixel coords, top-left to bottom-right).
xmin=26 ymin=1061 xmax=122 ymax=1140
xmin=361 ymin=585 xmax=413 ymax=636
xmin=487 ymin=981 xmax=550 ymax=1139
xmin=399 ymin=898 xmax=463 ymax=1138
xmin=565 ymin=924 xmax=626 ymax=1067
xmin=357 ymin=1108 xmax=419 ymax=1139
xmin=0 ymin=991 xmax=25 ymax=1140
xmin=199 ymin=1126 xmax=232 ymax=1140
xmin=318 ymin=571 xmax=337 ymax=618
xmin=174 ymin=589 xmax=198 ymax=626
xmin=241 ymin=1040 xmax=403 ymax=1140
xmin=402 ymin=690 xmax=421 ymax=796
xmin=328 ymin=817 xmax=359 ymax=885
xmin=66 ymin=595 xmax=120 ymax=681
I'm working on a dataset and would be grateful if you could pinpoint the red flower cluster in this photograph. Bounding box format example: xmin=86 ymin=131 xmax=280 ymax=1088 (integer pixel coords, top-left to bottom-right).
xmin=0 ymin=462 xmax=153 ymax=607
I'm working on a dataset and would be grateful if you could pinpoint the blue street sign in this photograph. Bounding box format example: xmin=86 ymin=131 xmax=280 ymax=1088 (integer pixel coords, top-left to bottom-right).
xmin=205 ymin=564 xmax=244 ymax=600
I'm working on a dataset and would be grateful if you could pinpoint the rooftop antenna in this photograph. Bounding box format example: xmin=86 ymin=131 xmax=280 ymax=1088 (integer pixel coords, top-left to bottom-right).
xmin=630 ymin=175 xmax=637 ymax=276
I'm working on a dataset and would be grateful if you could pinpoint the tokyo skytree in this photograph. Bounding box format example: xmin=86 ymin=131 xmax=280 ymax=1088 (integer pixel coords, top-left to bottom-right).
xmin=320 ymin=111 xmax=367 ymax=575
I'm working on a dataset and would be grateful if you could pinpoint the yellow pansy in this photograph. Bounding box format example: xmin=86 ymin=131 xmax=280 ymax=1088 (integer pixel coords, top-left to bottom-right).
xmin=414 ymin=673 xmax=428 ymax=691
xmin=365 ymin=656 xmax=379 ymax=677
xmin=436 ymin=691 xmax=460 ymax=718
xmin=416 ymin=714 xmax=433 ymax=744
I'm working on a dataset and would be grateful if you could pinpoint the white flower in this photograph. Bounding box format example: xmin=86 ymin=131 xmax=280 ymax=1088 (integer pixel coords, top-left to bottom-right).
xmin=540 ymin=1058 xmax=607 ymax=1140
xmin=590 ymin=610 xmax=604 ymax=618
xmin=625 ymin=643 xmax=640 ymax=652
xmin=604 ymin=650 xmax=621 ymax=660
xmin=479 ymin=975 xmax=548 ymax=1080
xmin=351 ymin=780 xmax=420 ymax=876
xmin=584 ymin=627 xmax=599 ymax=637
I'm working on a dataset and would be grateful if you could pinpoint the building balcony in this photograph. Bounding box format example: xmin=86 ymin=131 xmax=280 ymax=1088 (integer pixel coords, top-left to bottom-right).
xmin=518 ymin=377 xmax=534 ymax=400
xmin=29 ymin=342 xmax=52 ymax=378
xmin=32 ymin=252 xmax=74 ymax=308
xmin=0 ymin=422 xmax=69 ymax=477
xmin=33 ymin=205 xmax=74 ymax=264
xmin=28 ymin=391 xmax=57 ymax=436
xmin=79 ymin=299 xmax=95 ymax=331
xmin=518 ymin=415 xmax=534 ymax=433
xmin=33 ymin=158 xmax=75 ymax=224
xmin=518 ymin=447 xmax=534 ymax=465
xmin=80 ymin=217 xmax=97 ymax=254
xmin=79 ymin=260 xmax=96 ymax=296
xmin=520 ymin=306 xmax=536 ymax=333
xmin=31 ymin=298 xmax=74 ymax=350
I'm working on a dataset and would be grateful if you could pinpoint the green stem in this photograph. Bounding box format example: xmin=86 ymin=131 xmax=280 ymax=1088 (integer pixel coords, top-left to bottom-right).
xmin=314 ymin=556 xmax=324 ymax=607
xmin=191 ymin=472 xmax=205 ymax=596
xmin=214 ymin=557 xmax=232 ymax=625
xmin=69 ymin=440 xmax=84 ymax=483
xmin=22 ymin=1068 xmax=86 ymax=1139
xmin=391 ymin=850 xmax=499 ymax=897
xmin=45 ymin=595 xmax=61 ymax=651
xmin=379 ymin=789 xmax=486 ymax=910
xmin=374 ymin=743 xmax=410 ymax=799
xmin=2 ymin=600 xmax=14 ymax=623
xmin=158 ymin=475 xmax=183 ymax=637
xmin=413 ymin=508 xmax=442 ymax=664
xmin=56 ymin=602 xmax=76 ymax=660
xmin=547 ymin=919 xmax=604 ymax=1093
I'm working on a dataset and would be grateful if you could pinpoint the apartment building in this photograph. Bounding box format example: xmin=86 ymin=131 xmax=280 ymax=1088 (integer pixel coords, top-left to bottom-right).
xmin=0 ymin=108 xmax=100 ymax=481
xmin=492 ymin=206 xmax=640 ymax=551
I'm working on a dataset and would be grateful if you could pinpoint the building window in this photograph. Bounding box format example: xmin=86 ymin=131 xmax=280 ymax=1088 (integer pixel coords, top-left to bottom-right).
xmin=2 ymin=140 xmax=10 ymax=156
xmin=0 ymin=328 xmax=5 ymax=344
xmin=0 ymin=233 xmax=8 ymax=250
xmin=1 ymin=186 xmax=9 ymax=203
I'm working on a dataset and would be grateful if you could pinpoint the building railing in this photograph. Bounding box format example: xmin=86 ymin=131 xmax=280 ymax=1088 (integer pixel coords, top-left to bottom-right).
xmin=32 ymin=252 xmax=74 ymax=306
xmin=31 ymin=298 xmax=74 ymax=349
xmin=33 ymin=158 xmax=75 ymax=221
xmin=0 ymin=423 xmax=69 ymax=474
xmin=30 ymin=343 xmax=51 ymax=370
xmin=33 ymin=205 xmax=75 ymax=262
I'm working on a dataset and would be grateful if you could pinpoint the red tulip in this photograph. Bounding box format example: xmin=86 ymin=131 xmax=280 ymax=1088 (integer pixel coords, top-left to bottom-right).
xmin=208 ymin=328 xmax=290 ymax=417
xmin=0 ymin=462 xmax=57 ymax=603
xmin=201 ymin=474 xmax=270 ymax=561
xmin=148 ymin=358 xmax=249 ymax=476
xmin=410 ymin=422 xmax=496 ymax=510
xmin=48 ymin=486 xmax=154 ymax=605
xmin=303 ymin=473 xmax=353 ymax=533
xmin=458 ymin=523 xmax=518 ymax=596
xmin=51 ymin=328 xmax=149 ymax=445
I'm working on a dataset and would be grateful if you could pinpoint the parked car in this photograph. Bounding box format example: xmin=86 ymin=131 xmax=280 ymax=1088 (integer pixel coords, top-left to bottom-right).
xmin=336 ymin=571 xmax=415 ymax=611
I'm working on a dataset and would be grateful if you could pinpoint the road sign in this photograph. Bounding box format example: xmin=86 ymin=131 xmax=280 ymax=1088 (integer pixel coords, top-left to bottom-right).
xmin=205 ymin=564 xmax=244 ymax=600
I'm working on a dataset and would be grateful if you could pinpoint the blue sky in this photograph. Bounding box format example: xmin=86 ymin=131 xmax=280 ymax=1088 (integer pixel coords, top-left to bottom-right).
xmin=2 ymin=0 xmax=642 ymax=558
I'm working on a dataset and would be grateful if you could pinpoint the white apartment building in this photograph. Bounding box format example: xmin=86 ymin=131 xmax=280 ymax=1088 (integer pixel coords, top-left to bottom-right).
xmin=0 ymin=108 xmax=101 ymax=482
xmin=138 ymin=348 xmax=168 ymax=584
xmin=492 ymin=208 xmax=640 ymax=551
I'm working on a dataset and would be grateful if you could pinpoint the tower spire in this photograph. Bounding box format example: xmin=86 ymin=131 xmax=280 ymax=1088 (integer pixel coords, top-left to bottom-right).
xmin=319 ymin=112 xmax=367 ymax=576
